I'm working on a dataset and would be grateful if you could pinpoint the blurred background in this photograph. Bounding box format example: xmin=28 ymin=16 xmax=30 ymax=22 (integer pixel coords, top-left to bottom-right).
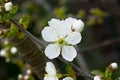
xmin=0 ymin=0 xmax=120 ymax=80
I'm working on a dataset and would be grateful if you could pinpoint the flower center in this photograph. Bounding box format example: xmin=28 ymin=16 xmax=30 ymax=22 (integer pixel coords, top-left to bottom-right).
xmin=57 ymin=38 xmax=65 ymax=45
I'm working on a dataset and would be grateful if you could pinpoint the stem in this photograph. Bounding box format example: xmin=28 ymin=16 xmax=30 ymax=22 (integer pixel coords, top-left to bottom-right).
xmin=75 ymin=46 xmax=89 ymax=71
xmin=75 ymin=47 xmax=91 ymax=80
xmin=58 ymin=57 xmax=94 ymax=80
xmin=10 ymin=20 xmax=45 ymax=49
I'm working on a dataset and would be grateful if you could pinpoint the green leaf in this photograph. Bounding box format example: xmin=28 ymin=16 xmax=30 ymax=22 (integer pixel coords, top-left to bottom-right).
xmin=77 ymin=10 xmax=86 ymax=19
xmin=7 ymin=29 xmax=17 ymax=38
xmin=66 ymin=64 xmax=76 ymax=80
xmin=18 ymin=32 xmax=25 ymax=39
xmin=19 ymin=15 xmax=30 ymax=29
xmin=87 ymin=17 xmax=96 ymax=26
xmin=10 ymin=5 xmax=19 ymax=15
xmin=90 ymin=8 xmax=106 ymax=18
xmin=54 ymin=7 xmax=66 ymax=19
xmin=104 ymin=68 xmax=112 ymax=79
xmin=57 ymin=73 xmax=63 ymax=78
xmin=91 ymin=70 xmax=103 ymax=75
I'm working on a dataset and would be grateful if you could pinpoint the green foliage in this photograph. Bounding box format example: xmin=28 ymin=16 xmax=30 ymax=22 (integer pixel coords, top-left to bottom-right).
xmin=10 ymin=5 xmax=19 ymax=15
xmin=91 ymin=70 xmax=104 ymax=76
xmin=54 ymin=7 xmax=66 ymax=19
xmin=7 ymin=23 xmax=18 ymax=38
xmin=19 ymin=15 xmax=30 ymax=29
xmin=77 ymin=10 xmax=86 ymax=19
xmin=87 ymin=17 xmax=96 ymax=26
xmin=92 ymin=65 xmax=117 ymax=80
xmin=66 ymin=64 xmax=76 ymax=80
xmin=0 ymin=5 xmax=18 ymax=22
xmin=7 ymin=28 xmax=17 ymax=38
xmin=90 ymin=8 xmax=106 ymax=18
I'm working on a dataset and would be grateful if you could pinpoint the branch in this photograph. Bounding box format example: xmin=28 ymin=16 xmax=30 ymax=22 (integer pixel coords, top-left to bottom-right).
xmin=75 ymin=47 xmax=91 ymax=80
xmin=10 ymin=20 xmax=45 ymax=49
xmin=81 ymin=37 xmax=120 ymax=53
xmin=9 ymin=20 xmax=49 ymax=79
xmin=58 ymin=57 xmax=94 ymax=80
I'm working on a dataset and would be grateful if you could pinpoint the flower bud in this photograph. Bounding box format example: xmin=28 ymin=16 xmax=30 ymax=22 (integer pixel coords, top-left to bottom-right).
xmin=109 ymin=62 xmax=118 ymax=71
xmin=72 ymin=20 xmax=84 ymax=32
xmin=10 ymin=47 xmax=17 ymax=54
xmin=26 ymin=69 xmax=32 ymax=75
xmin=18 ymin=74 xmax=23 ymax=80
xmin=4 ymin=2 xmax=13 ymax=11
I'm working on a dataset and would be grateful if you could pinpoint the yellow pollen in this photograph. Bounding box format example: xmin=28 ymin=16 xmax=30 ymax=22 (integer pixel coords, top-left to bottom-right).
xmin=57 ymin=38 xmax=65 ymax=45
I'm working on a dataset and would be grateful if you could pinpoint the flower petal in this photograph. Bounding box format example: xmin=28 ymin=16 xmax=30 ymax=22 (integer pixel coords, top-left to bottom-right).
xmin=44 ymin=75 xmax=58 ymax=80
xmin=61 ymin=46 xmax=77 ymax=61
xmin=45 ymin=62 xmax=56 ymax=75
xmin=57 ymin=21 xmax=72 ymax=37
xmin=48 ymin=18 xmax=61 ymax=28
xmin=65 ymin=32 xmax=82 ymax=45
xmin=48 ymin=18 xmax=72 ymax=38
xmin=65 ymin=17 xmax=77 ymax=25
xmin=63 ymin=77 xmax=73 ymax=80
xmin=45 ymin=44 xmax=60 ymax=59
xmin=72 ymin=20 xmax=84 ymax=32
xmin=41 ymin=27 xmax=57 ymax=42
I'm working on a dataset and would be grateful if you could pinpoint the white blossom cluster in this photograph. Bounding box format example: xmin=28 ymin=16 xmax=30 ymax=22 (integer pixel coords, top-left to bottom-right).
xmin=41 ymin=17 xmax=84 ymax=61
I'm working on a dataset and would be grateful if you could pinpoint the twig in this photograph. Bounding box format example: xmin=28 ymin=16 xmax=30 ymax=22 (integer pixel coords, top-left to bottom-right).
xmin=75 ymin=51 xmax=90 ymax=71
xmin=75 ymin=47 xmax=91 ymax=80
xmin=10 ymin=20 xmax=45 ymax=49
xmin=81 ymin=37 xmax=120 ymax=53
xmin=58 ymin=57 xmax=94 ymax=80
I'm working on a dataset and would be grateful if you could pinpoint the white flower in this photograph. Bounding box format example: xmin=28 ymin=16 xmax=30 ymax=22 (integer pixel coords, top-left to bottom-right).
xmin=18 ymin=74 xmax=23 ymax=80
xmin=42 ymin=17 xmax=83 ymax=61
xmin=4 ymin=2 xmax=13 ymax=11
xmin=10 ymin=47 xmax=17 ymax=54
xmin=94 ymin=75 xmax=102 ymax=80
xmin=26 ymin=69 xmax=32 ymax=75
xmin=110 ymin=62 xmax=118 ymax=69
xmin=0 ymin=49 xmax=7 ymax=57
xmin=44 ymin=62 xmax=58 ymax=80
xmin=63 ymin=77 xmax=73 ymax=80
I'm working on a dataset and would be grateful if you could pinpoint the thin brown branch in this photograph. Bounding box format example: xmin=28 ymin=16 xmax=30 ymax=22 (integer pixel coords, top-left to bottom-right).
xmin=81 ymin=37 xmax=120 ymax=53
xmin=10 ymin=20 xmax=45 ymax=49
xmin=58 ymin=57 xmax=94 ymax=80
xmin=75 ymin=47 xmax=91 ymax=80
